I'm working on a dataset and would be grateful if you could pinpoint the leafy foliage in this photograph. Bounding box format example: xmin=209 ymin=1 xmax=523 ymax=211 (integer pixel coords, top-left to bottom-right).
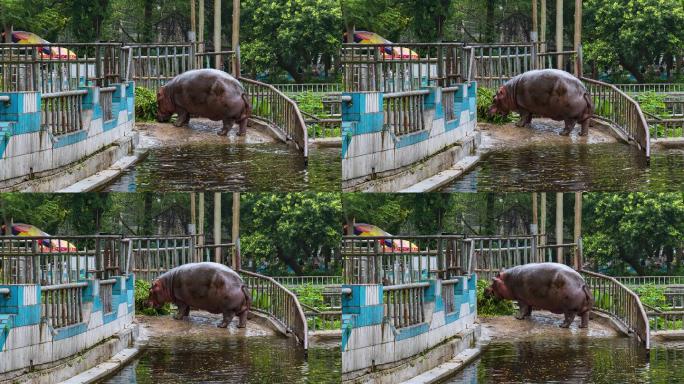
xmin=634 ymin=284 xmax=669 ymax=310
xmin=477 ymin=87 xmax=513 ymax=124
xmin=134 ymin=279 xmax=171 ymax=316
xmin=134 ymin=87 xmax=158 ymax=122
xmin=633 ymin=92 xmax=668 ymax=118
xmin=476 ymin=279 xmax=516 ymax=317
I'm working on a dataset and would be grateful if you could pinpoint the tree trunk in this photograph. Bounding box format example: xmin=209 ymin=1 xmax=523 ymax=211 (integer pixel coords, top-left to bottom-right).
xmin=485 ymin=0 xmax=496 ymax=42
xmin=143 ymin=0 xmax=154 ymax=42
xmin=277 ymin=248 xmax=303 ymax=275
xmin=279 ymin=58 xmax=303 ymax=82
xmin=619 ymin=55 xmax=645 ymax=83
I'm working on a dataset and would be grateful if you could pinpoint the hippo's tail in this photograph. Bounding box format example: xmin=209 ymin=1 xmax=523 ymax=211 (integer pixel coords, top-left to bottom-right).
xmin=241 ymin=93 xmax=252 ymax=119
xmin=582 ymin=284 xmax=594 ymax=311
xmin=583 ymin=92 xmax=595 ymax=116
xmin=241 ymin=284 xmax=252 ymax=311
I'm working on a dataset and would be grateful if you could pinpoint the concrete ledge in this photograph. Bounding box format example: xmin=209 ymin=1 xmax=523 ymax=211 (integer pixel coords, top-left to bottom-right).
xmin=399 ymin=347 xmax=481 ymax=384
xmin=343 ymin=132 xmax=481 ymax=192
xmin=58 ymin=152 xmax=146 ymax=192
xmin=0 ymin=134 xmax=138 ymax=192
xmin=311 ymin=137 xmax=342 ymax=146
xmin=59 ymin=348 xmax=141 ymax=384
xmin=400 ymin=155 xmax=480 ymax=192
xmin=652 ymin=330 xmax=684 ymax=341
xmin=343 ymin=325 xmax=480 ymax=384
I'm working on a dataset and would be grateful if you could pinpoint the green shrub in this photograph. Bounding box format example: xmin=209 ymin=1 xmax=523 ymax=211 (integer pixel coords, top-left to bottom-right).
xmin=476 ymin=279 xmax=516 ymax=317
xmin=477 ymin=87 xmax=514 ymax=124
xmin=294 ymin=284 xmax=327 ymax=310
xmin=633 ymin=92 xmax=668 ymax=118
xmin=135 ymin=86 xmax=158 ymax=121
xmin=294 ymin=92 xmax=326 ymax=116
xmin=134 ymin=279 xmax=171 ymax=316
xmin=634 ymin=284 xmax=669 ymax=310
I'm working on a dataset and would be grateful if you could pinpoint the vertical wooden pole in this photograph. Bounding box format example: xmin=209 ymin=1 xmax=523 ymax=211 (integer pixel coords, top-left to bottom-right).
xmin=532 ymin=193 xmax=538 ymax=227
xmin=540 ymin=0 xmax=547 ymax=52
xmin=190 ymin=192 xmax=196 ymax=229
xmin=190 ymin=0 xmax=196 ymax=37
xmin=213 ymin=0 xmax=221 ymax=69
xmin=540 ymin=192 xmax=547 ymax=244
xmin=232 ymin=192 xmax=240 ymax=270
xmin=556 ymin=192 xmax=564 ymax=263
xmin=574 ymin=192 xmax=582 ymax=269
xmin=574 ymin=0 xmax=582 ymax=76
xmin=232 ymin=0 xmax=241 ymax=76
xmin=198 ymin=0 xmax=205 ymax=45
xmin=532 ymin=0 xmax=538 ymax=37
xmin=556 ymin=0 xmax=564 ymax=69
xmin=214 ymin=193 xmax=222 ymax=263
xmin=198 ymin=192 xmax=205 ymax=248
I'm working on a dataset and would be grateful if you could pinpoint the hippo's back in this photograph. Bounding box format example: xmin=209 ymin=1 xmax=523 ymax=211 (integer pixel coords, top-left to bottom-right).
xmin=173 ymin=262 xmax=243 ymax=283
xmin=171 ymin=69 xmax=244 ymax=91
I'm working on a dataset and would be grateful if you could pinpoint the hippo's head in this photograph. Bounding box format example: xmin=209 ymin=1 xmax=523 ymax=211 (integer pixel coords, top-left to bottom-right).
xmin=156 ymin=86 xmax=174 ymax=122
xmin=486 ymin=270 xmax=513 ymax=300
xmin=487 ymin=86 xmax=512 ymax=117
xmin=146 ymin=279 xmax=170 ymax=308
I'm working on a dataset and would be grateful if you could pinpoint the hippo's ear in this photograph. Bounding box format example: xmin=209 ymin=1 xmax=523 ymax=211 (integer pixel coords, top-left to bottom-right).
xmin=497 ymin=86 xmax=506 ymax=97
xmin=151 ymin=279 xmax=161 ymax=292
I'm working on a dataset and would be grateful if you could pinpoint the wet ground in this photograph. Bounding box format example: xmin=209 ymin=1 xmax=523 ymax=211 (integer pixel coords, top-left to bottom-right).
xmin=440 ymin=120 xmax=684 ymax=192
xmin=102 ymin=312 xmax=340 ymax=384
xmin=443 ymin=313 xmax=684 ymax=383
xmin=100 ymin=120 xmax=341 ymax=192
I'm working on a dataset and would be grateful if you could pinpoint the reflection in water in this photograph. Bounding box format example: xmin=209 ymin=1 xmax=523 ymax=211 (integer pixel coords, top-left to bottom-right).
xmin=441 ymin=144 xmax=684 ymax=192
xmin=103 ymin=336 xmax=340 ymax=384
xmin=445 ymin=338 xmax=684 ymax=383
xmin=101 ymin=143 xmax=341 ymax=192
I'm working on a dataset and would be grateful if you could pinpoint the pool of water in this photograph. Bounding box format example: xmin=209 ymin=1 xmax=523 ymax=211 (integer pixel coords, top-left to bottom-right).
xmin=444 ymin=338 xmax=684 ymax=383
xmin=102 ymin=335 xmax=340 ymax=384
xmin=100 ymin=143 xmax=341 ymax=192
xmin=440 ymin=144 xmax=684 ymax=192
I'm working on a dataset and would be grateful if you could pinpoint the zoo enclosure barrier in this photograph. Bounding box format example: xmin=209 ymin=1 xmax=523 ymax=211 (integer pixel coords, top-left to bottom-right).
xmin=581 ymin=77 xmax=651 ymax=158
xmin=0 ymin=235 xmax=127 ymax=285
xmin=240 ymin=77 xmax=309 ymax=159
xmin=579 ymin=270 xmax=650 ymax=350
xmin=383 ymin=90 xmax=429 ymax=136
xmin=383 ymin=281 xmax=429 ymax=329
xmin=341 ymin=235 xmax=473 ymax=285
xmin=239 ymin=269 xmax=308 ymax=350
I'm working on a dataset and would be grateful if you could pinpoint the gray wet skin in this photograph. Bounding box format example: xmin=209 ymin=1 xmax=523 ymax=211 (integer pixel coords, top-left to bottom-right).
xmin=488 ymin=69 xmax=594 ymax=136
xmin=486 ymin=262 xmax=594 ymax=328
xmin=147 ymin=262 xmax=252 ymax=328
xmin=156 ymin=69 xmax=252 ymax=136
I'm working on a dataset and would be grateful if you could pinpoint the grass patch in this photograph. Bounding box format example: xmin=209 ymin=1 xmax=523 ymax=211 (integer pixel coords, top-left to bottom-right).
xmin=134 ymin=279 xmax=171 ymax=316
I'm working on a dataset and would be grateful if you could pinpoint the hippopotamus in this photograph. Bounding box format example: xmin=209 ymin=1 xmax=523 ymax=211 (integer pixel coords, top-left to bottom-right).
xmin=156 ymin=68 xmax=252 ymax=136
xmin=485 ymin=262 xmax=593 ymax=328
xmin=488 ymin=69 xmax=594 ymax=136
xmin=146 ymin=262 xmax=252 ymax=328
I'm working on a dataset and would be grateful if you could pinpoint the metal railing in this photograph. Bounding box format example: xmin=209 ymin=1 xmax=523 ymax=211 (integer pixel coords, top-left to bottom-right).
xmin=469 ymin=44 xmax=533 ymax=88
xmin=41 ymin=281 xmax=88 ymax=329
xmin=272 ymin=275 xmax=343 ymax=286
xmin=614 ymin=83 xmax=684 ymax=94
xmin=194 ymin=50 xmax=235 ymax=71
xmin=646 ymin=114 xmax=684 ymax=140
xmin=124 ymin=43 xmax=194 ymax=90
xmin=0 ymin=235 xmax=124 ymax=284
xmin=0 ymin=43 xmax=124 ymax=92
xmin=341 ymin=43 xmax=469 ymax=92
xmin=645 ymin=305 xmax=684 ymax=332
xmin=99 ymin=86 xmax=116 ymax=121
xmin=100 ymin=278 xmax=117 ymax=314
xmin=384 ymin=90 xmax=429 ymax=135
xmin=581 ymin=77 xmax=651 ymax=158
xmin=272 ymin=83 xmax=342 ymax=95
xmin=665 ymin=290 xmax=684 ymax=309
xmin=342 ymin=235 xmax=471 ymax=285
xmin=302 ymin=303 xmax=341 ymax=332
xmin=239 ymin=270 xmax=308 ymax=349
xmin=126 ymin=236 xmax=195 ymax=281
xmin=195 ymin=243 xmax=235 ymax=265
xmin=240 ymin=77 xmax=309 ymax=159
xmin=41 ymin=90 xmax=88 ymax=136
xmin=580 ymin=270 xmax=650 ymax=350
xmin=614 ymin=276 xmax=684 ymax=286
xmin=383 ymin=282 xmax=429 ymax=329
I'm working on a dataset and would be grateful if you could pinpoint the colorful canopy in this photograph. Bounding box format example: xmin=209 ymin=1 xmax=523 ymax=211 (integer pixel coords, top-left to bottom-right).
xmin=1 ymin=223 xmax=78 ymax=252
xmin=2 ymin=31 xmax=77 ymax=60
xmin=348 ymin=223 xmax=420 ymax=252
xmin=344 ymin=30 xmax=420 ymax=60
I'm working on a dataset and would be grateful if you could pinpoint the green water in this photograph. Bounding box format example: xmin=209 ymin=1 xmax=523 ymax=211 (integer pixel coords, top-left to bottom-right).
xmin=441 ymin=144 xmax=684 ymax=192
xmin=444 ymin=338 xmax=684 ymax=383
xmin=100 ymin=143 xmax=341 ymax=192
xmin=101 ymin=335 xmax=340 ymax=384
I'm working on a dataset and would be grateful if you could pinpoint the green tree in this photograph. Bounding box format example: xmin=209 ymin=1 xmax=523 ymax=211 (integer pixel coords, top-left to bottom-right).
xmin=584 ymin=0 xmax=684 ymax=82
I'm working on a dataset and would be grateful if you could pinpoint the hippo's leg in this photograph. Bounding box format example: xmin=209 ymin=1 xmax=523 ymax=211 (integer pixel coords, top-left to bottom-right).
xmin=219 ymin=118 xmax=235 ymax=136
xmin=579 ymin=119 xmax=589 ymax=136
xmin=237 ymin=118 xmax=247 ymax=136
xmin=237 ymin=310 xmax=248 ymax=328
xmin=218 ymin=310 xmax=235 ymax=328
xmin=560 ymin=312 xmax=576 ymax=328
xmin=174 ymin=109 xmax=190 ymax=127
xmin=174 ymin=302 xmax=190 ymax=320
xmin=516 ymin=111 xmax=532 ymax=128
xmin=515 ymin=302 xmax=531 ymax=320
xmin=579 ymin=312 xmax=589 ymax=328
xmin=560 ymin=119 xmax=576 ymax=136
